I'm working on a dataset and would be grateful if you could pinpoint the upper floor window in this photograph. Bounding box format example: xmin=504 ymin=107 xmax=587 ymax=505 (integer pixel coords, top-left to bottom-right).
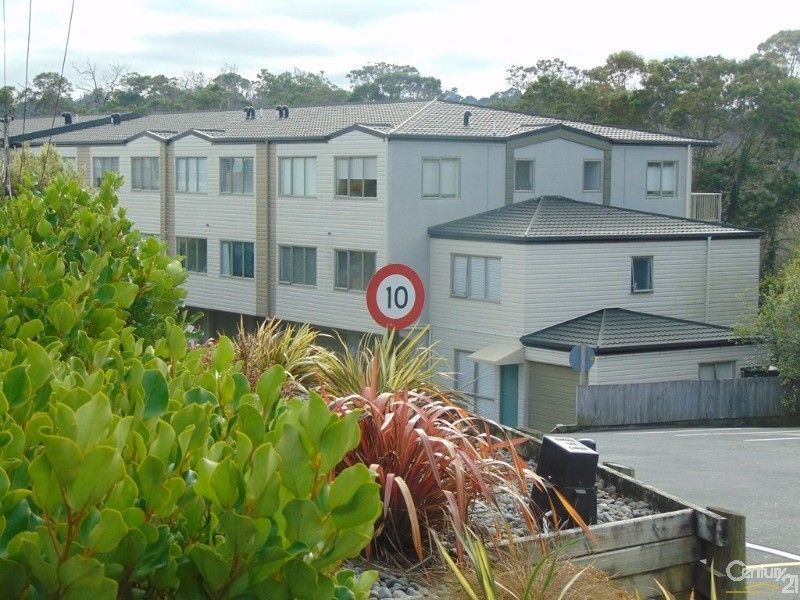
xmin=631 ymin=256 xmax=653 ymax=293
xmin=92 ymin=157 xmax=119 ymax=186
xmin=583 ymin=160 xmax=602 ymax=192
xmin=336 ymin=157 xmax=377 ymax=198
xmin=176 ymin=157 xmax=208 ymax=193
xmin=279 ymin=245 xmax=317 ymax=286
xmin=221 ymin=240 xmax=254 ymax=278
xmin=279 ymin=157 xmax=317 ymax=197
xmin=220 ymin=157 xmax=254 ymax=195
xmin=451 ymin=254 xmax=501 ymax=301
xmin=176 ymin=236 xmax=207 ymax=274
xmin=699 ymin=361 xmax=735 ymax=380
xmin=514 ymin=159 xmax=534 ymax=192
xmin=131 ymin=157 xmax=160 ymax=191
xmin=422 ymin=158 xmax=459 ymax=198
xmin=646 ymin=161 xmax=676 ymax=197
xmin=335 ymin=250 xmax=376 ymax=291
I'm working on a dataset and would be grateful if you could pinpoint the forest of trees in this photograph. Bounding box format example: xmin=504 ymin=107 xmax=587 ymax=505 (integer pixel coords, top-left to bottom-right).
xmin=1 ymin=30 xmax=798 ymax=271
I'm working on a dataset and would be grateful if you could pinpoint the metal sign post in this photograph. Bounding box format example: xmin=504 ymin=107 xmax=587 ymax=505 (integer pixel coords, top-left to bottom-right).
xmin=569 ymin=343 xmax=595 ymax=385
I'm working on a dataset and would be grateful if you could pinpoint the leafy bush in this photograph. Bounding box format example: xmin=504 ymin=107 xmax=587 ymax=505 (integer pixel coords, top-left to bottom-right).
xmin=234 ymin=318 xmax=332 ymax=394
xmin=317 ymin=328 xmax=455 ymax=402
xmin=329 ymin=389 xmax=535 ymax=561
xmin=10 ymin=143 xmax=74 ymax=193
xmin=0 ymin=179 xmax=381 ymax=599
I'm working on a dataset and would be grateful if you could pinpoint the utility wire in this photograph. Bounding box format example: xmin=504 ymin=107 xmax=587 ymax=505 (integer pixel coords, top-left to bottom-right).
xmin=18 ymin=0 xmax=32 ymax=174
xmin=40 ymin=0 xmax=75 ymax=183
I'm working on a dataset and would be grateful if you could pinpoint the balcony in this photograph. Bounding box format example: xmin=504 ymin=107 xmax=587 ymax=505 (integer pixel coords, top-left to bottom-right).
xmin=690 ymin=193 xmax=722 ymax=222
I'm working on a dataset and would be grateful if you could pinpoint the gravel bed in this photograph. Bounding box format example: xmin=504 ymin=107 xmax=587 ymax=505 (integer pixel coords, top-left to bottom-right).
xmin=354 ymin=456 xmax=657 ymax=598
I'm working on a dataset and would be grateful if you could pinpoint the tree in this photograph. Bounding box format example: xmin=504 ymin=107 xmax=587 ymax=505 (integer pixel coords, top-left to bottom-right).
xmin=347 ymin=63 xmax=442 ymax=101
xmin=758 ymin=29 xmax=800 ymax=77
xmin=740 ymin=249 xmax=800 ymax=404
xmin=20 ymin=71 xmax=74 ymax=116
xmin=73 ymin=61 xmax=128 ymax=112
xmin=255 ymin=69 xmax=348 ymax=107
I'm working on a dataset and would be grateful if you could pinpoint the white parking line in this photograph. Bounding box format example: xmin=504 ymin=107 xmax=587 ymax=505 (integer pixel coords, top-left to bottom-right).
xmin=674 ymin=430 xmax=799 ymax=437
xmin=744 ymin=436 xmax=800 ymax=443
xmin=747 ymin=543 xmax=800 ymax=562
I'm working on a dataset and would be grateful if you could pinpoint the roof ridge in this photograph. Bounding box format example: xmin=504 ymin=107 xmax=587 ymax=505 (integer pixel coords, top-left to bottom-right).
xmin=389 ymin=98 xmax=438 ymax=134
xmin=524 ymin=197 xmax=546 ymax=237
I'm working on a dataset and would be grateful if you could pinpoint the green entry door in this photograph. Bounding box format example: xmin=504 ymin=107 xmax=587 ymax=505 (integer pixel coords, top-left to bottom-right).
xmin=499 ymin=365 xmax=519 ymax=427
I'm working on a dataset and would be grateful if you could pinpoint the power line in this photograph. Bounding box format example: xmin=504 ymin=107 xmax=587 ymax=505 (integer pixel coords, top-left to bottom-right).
xmin=18 ymin=0 xmax=31 ymax=175
xmin=40 ymin=0 xmax=75 ymax=183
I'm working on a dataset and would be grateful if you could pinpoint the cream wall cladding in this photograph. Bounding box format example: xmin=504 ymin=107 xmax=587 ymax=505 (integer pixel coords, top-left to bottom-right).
xmin=173 ymin=134 xmax=258 ymax=315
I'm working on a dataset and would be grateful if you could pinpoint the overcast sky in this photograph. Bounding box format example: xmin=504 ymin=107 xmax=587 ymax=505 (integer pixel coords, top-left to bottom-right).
xmin=3 ymin=0 xmax=798 ymax=97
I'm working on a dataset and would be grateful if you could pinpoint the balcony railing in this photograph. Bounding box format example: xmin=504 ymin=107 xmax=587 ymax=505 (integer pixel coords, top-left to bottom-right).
xmin=690 ymin=193 xmax=722 ymax=222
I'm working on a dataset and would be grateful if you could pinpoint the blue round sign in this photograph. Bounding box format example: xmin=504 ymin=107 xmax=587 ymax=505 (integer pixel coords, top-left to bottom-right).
xmin=569 ymin=344 xmax=595 ymax=373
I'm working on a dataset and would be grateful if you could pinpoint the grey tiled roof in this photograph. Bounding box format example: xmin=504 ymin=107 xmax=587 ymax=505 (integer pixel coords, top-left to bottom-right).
xmin=520 ymin=308 xmax=738 ymax=354
xmin=427 ymin=196 xmax=761 ymax=242
xmin=7 ymin=113 xmax=114 ymax=138
xmin=18 ymin=99 xmax=715 ymax=146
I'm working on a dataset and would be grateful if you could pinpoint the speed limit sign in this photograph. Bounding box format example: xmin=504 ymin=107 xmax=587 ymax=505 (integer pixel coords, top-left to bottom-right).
xmin=366 ymin=263 xmax=425 ymax=330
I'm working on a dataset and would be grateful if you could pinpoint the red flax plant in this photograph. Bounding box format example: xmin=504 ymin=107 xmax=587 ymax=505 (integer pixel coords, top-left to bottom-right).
xmin=328 ymin=384 xmax=541 ymax=563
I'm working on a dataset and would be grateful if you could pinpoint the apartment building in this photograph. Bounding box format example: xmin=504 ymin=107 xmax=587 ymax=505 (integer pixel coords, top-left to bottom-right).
xmin=14 ymin=100 xmax=756 ymax=428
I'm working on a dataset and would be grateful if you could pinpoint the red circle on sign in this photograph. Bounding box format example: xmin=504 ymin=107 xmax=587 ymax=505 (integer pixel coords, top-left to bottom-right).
xmin=366 ymin=263 xmax=425 ymax=330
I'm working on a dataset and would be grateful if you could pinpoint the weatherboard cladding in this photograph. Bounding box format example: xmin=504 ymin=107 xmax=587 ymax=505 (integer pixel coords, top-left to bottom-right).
xmin=427 ymin=196 xmax=761 ymax=242
xmin=18 ymin=99 xmax=714 ymax=147
xmin=520 ymin=308 xmax=737 ymax=354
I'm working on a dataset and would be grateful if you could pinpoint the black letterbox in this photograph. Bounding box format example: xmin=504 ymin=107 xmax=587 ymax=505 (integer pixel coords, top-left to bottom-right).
xmin=535 ymin=435 xmax=598 ymax=488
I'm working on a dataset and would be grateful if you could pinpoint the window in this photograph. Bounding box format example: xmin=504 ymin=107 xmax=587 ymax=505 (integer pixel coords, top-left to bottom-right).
xmin=422 ymin=158 xmax=459 ymax=198
xmin=646 ymin=161 xmax=677 ymax=197
xmin=699 ymin=361 xmax=735 ymax=380
xmin=455 ymin=350 xmax=496 ymax=416
xmin=631 ymin=256 xmax=653 ymax=292
xmin=514 ymin=159 xmax=534 ymax=192
xmin=451 ymin=255 xmax=501 ymax=301
xmin=176 ymin=157 xmax=208 ymax=193
xmin=176 ymin=237 xmax=207 ymax=273
xmin=583 ymin=160 xmax=602 ymax=192
xmin=334 ymin=250 xmax=376 ymax=291
xmin=220 ymin=157 xmax=254 ymax=195
xmin=220 ymin=241 xmax=254 ymax=278
xmin=92 ymin=157 xmax=119 ymax=186
xmin=131 ymin=157 xmax=159 ymax=191
xmin=279 ymin=157 xmax=317 ymax=197
xmin=279 ymin=246 xmax=317 ymax=285
xmin=335 ymin=157 xmax=377 ymax=198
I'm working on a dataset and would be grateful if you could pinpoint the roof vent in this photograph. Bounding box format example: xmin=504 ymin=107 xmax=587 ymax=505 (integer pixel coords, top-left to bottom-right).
xmin=463 ymin=110 xmax=472 ymax=127
xmin=244 ymin=106 xmax=256 ymax=120
xmin=275 ymin=105 xmax=283 ymax=118
xmin=110 ymin=113 xmax=121 ymax=125
xmin=281 ymin=105 xmax=289 ymax=118
xmin=62 ymin=112 xmax=73 ymax=125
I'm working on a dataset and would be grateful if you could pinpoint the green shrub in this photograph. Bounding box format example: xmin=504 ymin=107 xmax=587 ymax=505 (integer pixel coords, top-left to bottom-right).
xmin=0 ymin=179 xmax=381 ymax=599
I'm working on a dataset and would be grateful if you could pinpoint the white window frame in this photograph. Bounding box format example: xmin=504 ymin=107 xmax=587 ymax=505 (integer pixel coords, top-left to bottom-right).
xmin=220 ymin=240 xmax=255 ymax=279
xmin=176 ymin=236 xmax=207 ymax=274
xmin=454 ymin=349 xmax=497 ymax=411
xmin=631 ymin=256 xmax=654 ymax=293
xmin=335 ymin=156 xmax=377 ymax=198
xmin=219 ymin=157 xmax=254 ymax=195
xmin=422 ymin=158 xmax=460 ymax=199
xmin=698 ymin=361 xmax=737 ymax=380
xmin=334 ymin=249 xmax=376 ymax=291
xmin=279 ymin=156 xmax=317 ymax=197
xmin=278 ymin=245 xmax=317 ymax=286
xmin=450 ymin=254 xmax=501 ymax=302
xmin=514 ymin=159 xmax=535 ymax=192
xmin=131 ymin=157 xmax=160 ymax=191
xmin=175 ymin=157 xmax=208 ymax=194
xmin=646 ymin=160 xmax=677 ymax=198
xmin=582 ymin=159 xmax=603 ymax=193
xmin=92 ymin=157 xmax=119 ymax=187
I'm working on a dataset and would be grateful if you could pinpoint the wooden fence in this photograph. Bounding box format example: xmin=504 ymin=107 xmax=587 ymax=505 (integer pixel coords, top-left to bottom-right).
xmin=576 ymin=376 xmax=789 ymax=428
xmin=511 ymin=433 xmax=742 ymax=599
